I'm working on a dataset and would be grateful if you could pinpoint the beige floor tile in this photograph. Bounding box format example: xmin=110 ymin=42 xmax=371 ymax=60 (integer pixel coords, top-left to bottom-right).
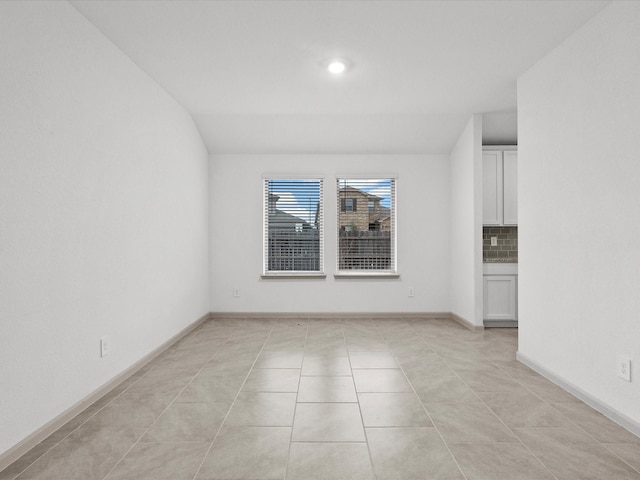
xmin=349 ymin=351 xmax=398 ymax=368
xmin=287 ymin=442 xmax=374 ymax=480
xmin=411 ymin=375 xmax=478 ymax=403
xmin=176 ymin=375 xmax=245 ymax=403
xmin=605 ymin=443 xmax=640 ymax=472
xmin=241 ymin=368 xmax=300 ymax=392
xmin=199 ymin=356 xmax=255 ymax=377
xmin=0 ymin=444 xmax=55 ymax=480
xmin=478 ymin=388 xmax=572 ymax=427
xmin=552 ymin=403 xmax=640 ymax=444
xmin=358 ymin=393 xmax=432 ymax=427
xmin=105 ymin=442 xmax=209 ymax=480
xmin=197 ymin=426 xmax=291 ymax=480
xmin=426 ymin=402 xmax=517 ymax=443
xmin=224 ymin=392 xmax=296 ymax=426
xmin=301 ymin=355 xmax=352 ymax=376
xmin=456 ymin=367 xmax=522 ymax=393
xmin=40 ymin=403 xmax=104 ymax=443
xmin=126 ymin=367 xmax=195 ymax=395
xmin=514 ymin=426 xmax=640 ymax=480
xmin=346 ymin=341 xmax=390 ymax=352
xmin=93 ymin=376 xmax=141 ymax=405
xmin=254 ymin=351 xmax=304 ymax=368
xmin=15 ymin=424 xmax=142 ymax=480
xmin=396 ymin=353 xmax=453 ymax=378
xmin=366 ymin=427 xmax=463 ymax=480
xmin=386 ymin=341 xmax=430 ymax=355
xmin=85 ymin=392 xmax=173 ymax=428
xmin=292 ymin=403 xmax=365 ymax=441
xmin=150 ymin=348 xmax=213 ymax=371
xmin=297 ymin=376 xmax=357 ymax=402
xmin=261 ymin=338 xmax=306 ymax=352
xmin=448 ymin=442 xmax=555 ymax=480
xmin=11 ymin=319 xmax=639 ymax=480
xmin=517 ymin=375 xmax=582 ymax=403
xmin=352 ymin=369 xmax=412 ymax=393
xmin=141 ymin=402 xmax=228 ymax=442
xmin=304 ymin=339 xmax=349 ymax=356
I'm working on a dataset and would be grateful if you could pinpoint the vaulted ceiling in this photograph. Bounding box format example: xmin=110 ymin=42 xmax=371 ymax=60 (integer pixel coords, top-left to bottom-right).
xmin=70 ymin=0 xmax=608 ymax=154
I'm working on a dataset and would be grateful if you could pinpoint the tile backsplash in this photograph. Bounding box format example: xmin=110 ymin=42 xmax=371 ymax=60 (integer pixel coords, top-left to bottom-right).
xmin=483 ymin=226 xmax=517 ymax=262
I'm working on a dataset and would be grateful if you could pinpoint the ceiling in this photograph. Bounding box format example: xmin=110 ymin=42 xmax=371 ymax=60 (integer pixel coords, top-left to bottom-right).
xmin=70 ymin=0 xmax=608 ymax=154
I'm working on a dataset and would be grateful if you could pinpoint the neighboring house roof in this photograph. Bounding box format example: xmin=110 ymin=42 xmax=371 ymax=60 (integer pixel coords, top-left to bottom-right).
xmin=338 ymin=186 xmax=383 ymax=201
xmin=270 ymin=209 xmax=310 ymax=228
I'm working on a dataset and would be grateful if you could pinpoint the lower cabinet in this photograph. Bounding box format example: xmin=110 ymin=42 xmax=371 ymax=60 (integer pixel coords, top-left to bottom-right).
xmin=483 ymin=264 xmax=518 ymax=327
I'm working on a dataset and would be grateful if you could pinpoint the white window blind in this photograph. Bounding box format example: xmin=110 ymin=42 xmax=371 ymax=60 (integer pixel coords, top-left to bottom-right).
xmin=337 ymin=178 xmax=396 ymax=272
xmin=264 ymin=178 xmax=323 ymax=274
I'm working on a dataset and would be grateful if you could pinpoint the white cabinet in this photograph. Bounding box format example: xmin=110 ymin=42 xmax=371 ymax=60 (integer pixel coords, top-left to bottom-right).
xmin=483 ymin=147 xmax=517 ymax=226
xmin=483 ymin=263 xmax=517 ymax=327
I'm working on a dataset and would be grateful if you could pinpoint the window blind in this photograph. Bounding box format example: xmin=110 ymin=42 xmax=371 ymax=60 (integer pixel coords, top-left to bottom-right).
xmin=264 ymin=178 xmax=323 ymax=274
xmin=336 ymin=178 xmax=396 ymax=272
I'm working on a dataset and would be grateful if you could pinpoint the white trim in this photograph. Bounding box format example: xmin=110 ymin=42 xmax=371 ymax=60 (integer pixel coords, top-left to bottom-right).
xmin=0 ymin=313 xmax=210 ymax=473
xmin=517 ymin=351 xmax=640 ymax=439
xmin=333 ymin=273 xmax=400 ymax=279
xmin=210 ymin=311 xmax=451 ymax=320
xmin=261 ymin=273 xmax=326 ymax=279
xmin=451 ymin=312 xmax=485 ymax=331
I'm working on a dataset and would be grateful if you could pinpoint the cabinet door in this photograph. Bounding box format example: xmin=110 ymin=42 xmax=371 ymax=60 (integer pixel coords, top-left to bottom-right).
xmin=503 ymin=151 xmax=518 ymax=225
xmin=483 ymin=275 xmax=517 ymax=321
xmin=482 ymin=151 xmax=502 ymax=225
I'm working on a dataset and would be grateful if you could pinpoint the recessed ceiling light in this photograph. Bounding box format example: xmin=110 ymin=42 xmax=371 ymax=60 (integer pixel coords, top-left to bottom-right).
xmin=327 ymin=59 xmax=347 ymax=75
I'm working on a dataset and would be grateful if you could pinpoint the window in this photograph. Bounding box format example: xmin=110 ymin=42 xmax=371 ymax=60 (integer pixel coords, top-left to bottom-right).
xmin=337 ymin=178 xmax=396 ymax=273
xmin=264 ymin=178 xmax=323 ymax=275
xmin=341 ymin=198 xmax=356 ymax=212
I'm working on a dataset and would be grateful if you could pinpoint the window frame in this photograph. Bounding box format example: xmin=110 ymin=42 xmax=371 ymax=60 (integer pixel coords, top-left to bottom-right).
xmin=262 ymin=175 xmax=325 ymax=278
xmin=335 ymin=176 xmax=398 ymax=278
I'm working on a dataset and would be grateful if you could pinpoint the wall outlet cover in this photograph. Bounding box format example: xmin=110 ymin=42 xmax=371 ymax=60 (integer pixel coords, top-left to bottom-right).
xmin=100 ymin=336 xmax=110 ymax=358
xmin=617 ymin=356 xmax=631 ymax=382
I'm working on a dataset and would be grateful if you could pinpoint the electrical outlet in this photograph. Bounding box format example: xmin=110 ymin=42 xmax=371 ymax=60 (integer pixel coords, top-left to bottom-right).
xmin=491 ymin=236 xmax=498 ymax=247
xmin=408 ymin=288 xmax=415 ymax=298
xmin=617 ymin=356 xmax=631 ymax=382
xmin=100 ymin=336 xmax=110 ymax=358
xmin=233 ymin=288 xmax=240 ymax=297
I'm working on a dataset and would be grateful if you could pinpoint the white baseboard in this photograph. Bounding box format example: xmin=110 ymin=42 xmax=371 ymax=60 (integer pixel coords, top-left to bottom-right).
xmin=451 ymin=312 xmax=485 ymax=331
xmin=0 ymin=312 xmax=210 ymax=473
xmin=517 ymin=351 xmax=640 ymax=439
xmin=209 ymin=311 xmax=452 ymax=321
xmin=210 ymin=311 xmax=483 ymax=332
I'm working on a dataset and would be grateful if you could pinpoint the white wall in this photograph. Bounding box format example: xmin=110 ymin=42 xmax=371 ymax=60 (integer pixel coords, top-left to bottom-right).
xmin=518 ymin=1 xmax=640 ymax=428
xmin=210 ymin=154 xmax=450 ymax=313
xmin=449 ymin=115 xmax=483 ymax=326
xmin=0 ymin=1 xmax=209 ymax=456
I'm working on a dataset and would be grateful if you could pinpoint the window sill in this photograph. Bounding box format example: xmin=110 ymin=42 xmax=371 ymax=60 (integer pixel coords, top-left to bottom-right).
xmin=334 ymin=272 xmax=400 ymax=279
xmin=261 ymin=273 xmax=327 ymax=279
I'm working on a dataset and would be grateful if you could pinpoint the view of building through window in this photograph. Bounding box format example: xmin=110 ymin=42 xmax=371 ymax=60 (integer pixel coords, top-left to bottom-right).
xmin=337 ymin=178 xmax=395 ymax=272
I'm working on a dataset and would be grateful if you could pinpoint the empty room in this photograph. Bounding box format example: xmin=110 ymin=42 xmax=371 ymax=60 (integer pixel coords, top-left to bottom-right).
xmin=1 ymin=1 xmax=639 ymax=479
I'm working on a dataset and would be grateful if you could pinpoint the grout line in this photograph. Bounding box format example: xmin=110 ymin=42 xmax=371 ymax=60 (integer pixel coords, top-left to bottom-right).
xmin=283 ymin=317 xmax=309 ymax=480
xmin=346 ymin=317 xmax=380 ymax=480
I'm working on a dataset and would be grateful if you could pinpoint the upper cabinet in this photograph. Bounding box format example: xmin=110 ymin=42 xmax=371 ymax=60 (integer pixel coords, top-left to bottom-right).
xmin=483 ymin=147 xmax=517 ymax=226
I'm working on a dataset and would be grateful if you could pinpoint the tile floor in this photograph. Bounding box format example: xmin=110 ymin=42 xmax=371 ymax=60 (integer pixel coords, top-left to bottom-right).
xmin=2 ymin=317 xmax=639 ymax=480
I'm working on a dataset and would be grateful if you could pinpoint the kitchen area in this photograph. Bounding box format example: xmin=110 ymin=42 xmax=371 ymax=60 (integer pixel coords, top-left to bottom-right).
xmin=482 ymin=146 xmax=518 ymax=327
